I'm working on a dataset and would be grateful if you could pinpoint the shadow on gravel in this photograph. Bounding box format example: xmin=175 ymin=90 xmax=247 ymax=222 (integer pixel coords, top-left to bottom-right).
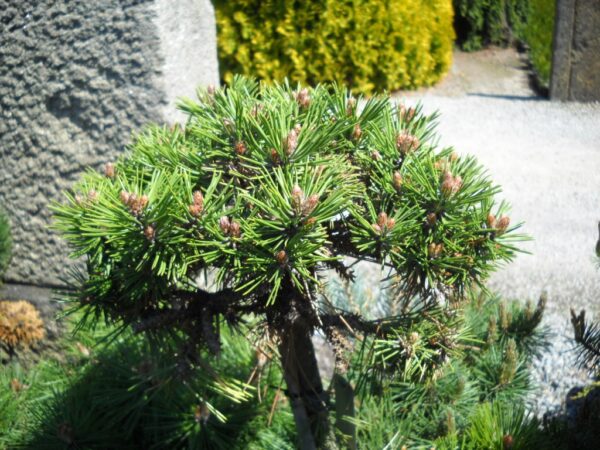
xmin=467 ymin=93 xmax=545 ymax=102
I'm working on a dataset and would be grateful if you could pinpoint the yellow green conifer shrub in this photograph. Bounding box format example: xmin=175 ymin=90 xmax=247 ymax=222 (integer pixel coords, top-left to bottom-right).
xmin=215 ymin=0 xmax=454 ymax=94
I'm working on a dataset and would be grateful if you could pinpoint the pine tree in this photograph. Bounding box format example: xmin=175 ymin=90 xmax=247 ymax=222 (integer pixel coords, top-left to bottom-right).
xmin=53 ymin=77 xmax=523 ymax=449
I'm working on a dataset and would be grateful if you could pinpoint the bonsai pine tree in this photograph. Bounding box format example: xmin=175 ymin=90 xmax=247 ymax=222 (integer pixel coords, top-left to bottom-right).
xmin=54 ymin=77 xmax=521 ymax=449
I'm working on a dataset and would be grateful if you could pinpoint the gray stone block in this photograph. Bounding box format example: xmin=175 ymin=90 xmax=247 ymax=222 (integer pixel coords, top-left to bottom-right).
xmin=550 ymin=0 xmax=600 ymax=101
xmin=0 ymin=0 xmax=219 ymax=287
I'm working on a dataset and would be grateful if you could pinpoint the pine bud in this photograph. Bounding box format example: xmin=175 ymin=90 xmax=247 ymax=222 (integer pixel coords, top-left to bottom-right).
xmin=371 ymin=150 xmax=382 ymax=161
xmin=87 ymin=190 xmax=98 ymax=203
xmin=487 ymin=214 xmax=497 ymax=228
xmin=302 ymin=194 xmax=319 ymax=216
xmin=294 ymin=123 xmax=302 ymax=134
xmin=393 ymin=171 xmax=403 ymax=191
xmin=295 ymin=88 xmax=310 ymax=108
xmin=10 ymin=378 xmax=24 ymax=392
xmin=305 ymin=217 xmax=317 ymax=227
xmin=229 ymin=220 xmax=241 ymax=238
xmin=496 ymin=216 xmax=510 ymax=235
xmin=120 ymin=191 xmax=130 ymax=205
xmin=450 ymin=151 xmax=459 ymax=162
xmin=502 ymin=434 xmax=514 ymax=449
xmin=377 ymin=212 xmax=388 ymax=228
xmin=399 ymin=104 xmax=416 ymax=122
xmin=75 ymin=194 xmax=84 ymax=206
xmin=195 ymin=402 xmax=211 ymax=424
xmin=104 ymin=162 xmax=115 ymax=178
xmin=207 ymin=84 xmax=216 ymax=96
xmin=440 ymin=171 xmax=462 ymax=197
xmin=396 ymin=132 xmax=419 ymax=154
xmin=426 ymin=212 xmax=437 ymax=226
xmin=275 ymin=250 xmax=288 ymax=266
xmin=270 ymin=148 xmax=280 ymax=164
xmin=352 ymin=124 xmax=362 ymax=141
xmin=291 ymin=185 xmax=304 ymax=210
xmin=219 ymin=216 xmax=231 ymax=234
xmin=189 ymin=204 xmax=201 ymax=217
xmin=222 ymin=118 xmax=235 ymax=132
xmin=235 ymin=141 xmax=247 ymax=155
xmin=144 ymin=225 xmax=155 ymax=241
xmin=285 ymin=128 xmax=299 ymax=155
xmin=428 ymin=242 xmax=444 ymax=258
xmin=346 ymin=97 xmax=356 ymax=116
xmin=193 ymin=190 xmax=204 ymax=208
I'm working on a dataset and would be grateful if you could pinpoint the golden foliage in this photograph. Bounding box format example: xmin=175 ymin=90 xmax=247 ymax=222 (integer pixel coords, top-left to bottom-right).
xmin=215 ymin=0 xmax=454 ymax=94
xmin=0 ymin=300 xmax=45 ymax=349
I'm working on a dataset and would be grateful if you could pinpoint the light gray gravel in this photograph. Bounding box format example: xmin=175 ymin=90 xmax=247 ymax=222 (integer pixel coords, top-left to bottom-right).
xmin=398 ymin=93 xmax=600 ymax=415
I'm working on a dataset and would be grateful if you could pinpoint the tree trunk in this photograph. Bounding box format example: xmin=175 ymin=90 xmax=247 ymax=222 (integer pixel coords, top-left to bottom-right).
xmin=277 ymin=310 xmax=334 ymax=449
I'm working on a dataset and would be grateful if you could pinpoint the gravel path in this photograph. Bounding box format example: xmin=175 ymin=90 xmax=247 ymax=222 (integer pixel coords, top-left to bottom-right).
xmin=394 ymin=49 xmax=600 ymax=415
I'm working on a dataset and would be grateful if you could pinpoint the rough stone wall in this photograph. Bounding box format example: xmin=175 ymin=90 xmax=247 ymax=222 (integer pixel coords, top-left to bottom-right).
xmin=0 ymin=0 xmax=219 ymax=287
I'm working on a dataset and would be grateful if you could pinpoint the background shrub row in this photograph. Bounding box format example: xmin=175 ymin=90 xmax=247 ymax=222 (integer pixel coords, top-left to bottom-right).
xmin=214 ymin=0 xmax=455 ymax=95
xmin=215 ymin=0 xmax=555 ymax=93
xmin=453 ymin=0 xmax=556 ymax=84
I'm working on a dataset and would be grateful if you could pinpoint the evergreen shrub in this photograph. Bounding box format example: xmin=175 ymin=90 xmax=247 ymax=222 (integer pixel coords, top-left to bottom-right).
xmin=214 ymin=0 xmax=454 ymax=94
xmin=53 ymin=77 xmax=525 ymax=448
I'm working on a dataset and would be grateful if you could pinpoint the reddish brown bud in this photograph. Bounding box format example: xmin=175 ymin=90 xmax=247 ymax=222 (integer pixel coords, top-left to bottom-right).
xmin=285 ymin=128 xmax=299 ymax=156
xmin=275 ymin=250 xmax=288 ymax=266
xmin=229 ymin=221 xmax=241 ymax=238
xmin=195 ymin=402 xmax=211 ymax=424
xmin=219 ymin=216 xmax=231 ymax=234
xmin=305 ymin=217 xmax=317 ymax=227
xmin=193 ymin=190 xmax=204 ymax=207
xmin=396 ymin=132 xmax=420 ymax=154
xmin=377 ymin=212 xmax=388 ymax=228
xmin=235 ymin=141 xmax=247 ymax=155
xmin=144 ymin=225 xmax=155 ymax=241
xmin=189 ymin=204 xmax=202 ymax=217
xmin=104 ymin=162 xmax=115 ymax=178
xmin=291 ymin=185 xmax=304 ymax=209
xmin=120 ymin=191 xmax=130 ymax=205
xmin=372 ymin=223 xmax=382 ymax=234
xmin=428 ymin=242 xmax=444 ymax=258
xmin=441 ymin=172 xmax=462 ymax=197
xmin=426 ymin=212 xmax=437 ymax=226
xmin=399 ymin=104 xmax=416 ymax=122
xmin=371 ymin=150 xmax=382 ymax=161
xmin=75 ymin=194 xmax=83 ymax=206
xmin=450 ymin=151 xmax=459 ymax=162
xmin=393 ymin=171 xmax=403 ymax=191
xmin=487 ymin=214 xmax=497 ymax=228
xmin=302 ymin=194 xmax=319 ymax=216
xmin=87 ymin=190 xmax=99 ymax=203
xmin=502 ymin=434 xmax=514 ymax=449
xmin=295 ymin=88 xmax=310 ymax=108
xmin=386 ymin=217 xmax=396 ymax=229
xmin=352 ymin=124 xmax=362 ymax=141
xmin=270 ymin=148 xmax=280 ymax=164
xmin=496 ymin=216 xmax=510 ymax=235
